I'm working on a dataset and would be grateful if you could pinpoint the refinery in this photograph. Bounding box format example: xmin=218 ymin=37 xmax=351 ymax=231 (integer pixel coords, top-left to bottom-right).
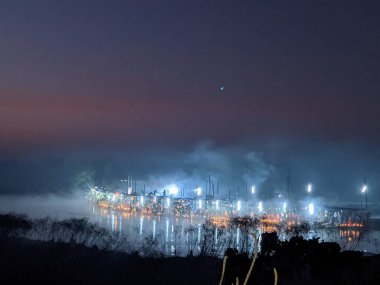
xmin=87 ymin=181 xmax=370 ymax=232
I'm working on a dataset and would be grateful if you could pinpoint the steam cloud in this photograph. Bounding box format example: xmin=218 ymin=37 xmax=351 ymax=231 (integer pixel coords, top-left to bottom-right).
xmin=144 ymin=141 xmax=275 ymax=198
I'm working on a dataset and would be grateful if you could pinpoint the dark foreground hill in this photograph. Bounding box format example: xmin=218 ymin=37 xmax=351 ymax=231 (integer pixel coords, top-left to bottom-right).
xmin=1 ymin=237 xmax=380 ymax=285
xmin=1 ymin=213 xmax=380 ymax=285
xmin=0 ymin=237 xmax=220 ymax=285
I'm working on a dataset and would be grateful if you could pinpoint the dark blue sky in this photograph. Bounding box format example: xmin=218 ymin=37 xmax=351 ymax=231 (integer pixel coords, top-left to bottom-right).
xmin=0 ymin=0 xmax=379 ymax=201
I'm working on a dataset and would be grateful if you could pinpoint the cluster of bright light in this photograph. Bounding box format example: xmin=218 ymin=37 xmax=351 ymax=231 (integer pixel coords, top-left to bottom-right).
xmin=251 ymin=186 xmax=255 ymax=194
xmin=308 ymin=203 xmax=314 ymax=215
xmin=168 ymin=184 xmax=179 ymax=195
xmin=339 ymin=223 xmax=363 ymax=228
xmin=261 ymin=215 xmax=281 ymax=225
xmin=209 ymin=216 xmax=229 ymax=227
xmin=307 ymin=183 xmax=312 ymax=193
xmin=237 ymin=200 xmax=241 ymax=211
xmin=89 ymin=181 xmax=370 ymax=228
xmin=215 ymin=200 xmax=220 ymax=210
xmin=99 ymin=200 xmax=110 ymax=209
xmin=258 ymin=201 xmax=263 ymax=213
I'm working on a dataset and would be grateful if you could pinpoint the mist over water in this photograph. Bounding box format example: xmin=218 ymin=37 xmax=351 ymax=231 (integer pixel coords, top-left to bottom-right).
xmin=0 ymin=193 xmax=91 ymax=219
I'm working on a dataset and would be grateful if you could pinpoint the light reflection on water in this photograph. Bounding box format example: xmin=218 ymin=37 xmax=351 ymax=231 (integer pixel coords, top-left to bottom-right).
xmin=94 ymin=206 xmax=205 ymax=239
xmin=90 ymin=206 xmax=380 ymax=255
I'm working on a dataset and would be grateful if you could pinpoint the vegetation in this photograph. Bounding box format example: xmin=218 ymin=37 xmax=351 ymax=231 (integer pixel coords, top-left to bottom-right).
xmin=1 ymin=213 xmax=379 ymax=284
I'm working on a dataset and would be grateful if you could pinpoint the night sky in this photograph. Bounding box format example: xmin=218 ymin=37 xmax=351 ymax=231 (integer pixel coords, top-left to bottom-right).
xmin=0 ymin=1 xmax=379 ymax=202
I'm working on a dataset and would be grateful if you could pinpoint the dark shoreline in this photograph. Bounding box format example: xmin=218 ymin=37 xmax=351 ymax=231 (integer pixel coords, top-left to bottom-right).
xmin=0 ymin=237 xmax=220 ymax=285
xmin=1 ymin=236 xmax=380 ymax=285
xmin=1 ymin=213 xmax=380 ymax=284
